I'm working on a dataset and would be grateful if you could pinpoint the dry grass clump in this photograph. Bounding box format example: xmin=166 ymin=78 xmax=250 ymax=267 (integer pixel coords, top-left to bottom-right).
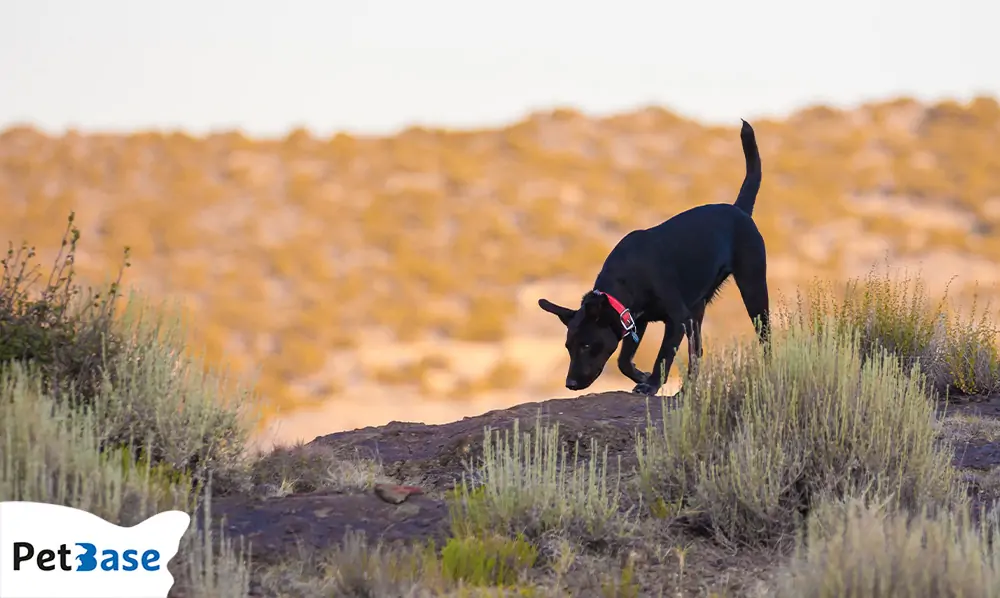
xmin=792 ymin=264 xmax=1000 ymax=396
xmin=450 ymin=417 xmax=631 ymax=545
xmin=0 ymin=362 xmax=188 ymax=522
xmin=777 ymin=498 xmax=1000 ymax=597
xmin=168 ymin=494 xmax=251 ymax=598
xmin=249 ymin=442 xmax=393 ymax=498
xmin=99 ymin=296 xmax=254 ymax=495
xmin=636 ymin=316 xmax=962 ymax=548
xmin=938 ymin=412 xmax=1000 ymax=445
xmin=0 ymin=357 xmax=252 ymax=598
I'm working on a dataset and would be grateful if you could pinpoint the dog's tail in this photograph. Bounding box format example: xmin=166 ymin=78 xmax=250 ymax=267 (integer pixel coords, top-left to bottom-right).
xmin=733 ymin=119 xmax=762 ymax=217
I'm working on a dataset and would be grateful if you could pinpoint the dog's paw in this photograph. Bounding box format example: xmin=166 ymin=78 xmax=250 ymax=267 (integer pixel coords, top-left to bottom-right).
xmin=631 ymin=382 xmax=659 ymax=396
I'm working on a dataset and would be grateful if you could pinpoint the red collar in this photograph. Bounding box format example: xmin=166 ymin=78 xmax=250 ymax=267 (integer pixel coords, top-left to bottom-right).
xmin=592 ymin=290 xmax=639 ymax=342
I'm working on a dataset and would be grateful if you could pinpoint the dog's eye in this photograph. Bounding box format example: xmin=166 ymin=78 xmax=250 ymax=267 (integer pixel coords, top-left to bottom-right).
xmin=580 ymin=344 xmax=591 ymax=351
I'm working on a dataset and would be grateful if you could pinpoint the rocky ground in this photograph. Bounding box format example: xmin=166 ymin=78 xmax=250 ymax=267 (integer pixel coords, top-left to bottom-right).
xmin=216 ymin=393 xmax=657 ymax=562
xmin=194 ymin=389 xmax=1000 ymax=596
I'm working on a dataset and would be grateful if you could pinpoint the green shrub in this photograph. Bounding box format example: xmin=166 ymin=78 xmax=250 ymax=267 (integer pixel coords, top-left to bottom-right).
xmin=254 ymin=529 xmax=550 ymax=597
xmin=440 ymin=534 xmax=538 ymax=587
xmin=0 ymin=213 xmax=126 ymax=407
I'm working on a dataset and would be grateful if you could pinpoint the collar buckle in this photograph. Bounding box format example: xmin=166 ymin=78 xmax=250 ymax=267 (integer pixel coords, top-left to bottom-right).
xmin=593 ymin=290 xmax=639 ymax=342
xmin=619 ymin=309 xmax=639 ymax=342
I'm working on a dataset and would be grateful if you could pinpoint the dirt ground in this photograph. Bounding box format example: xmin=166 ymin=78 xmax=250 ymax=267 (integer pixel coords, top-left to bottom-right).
xmin=205 ymin=391 xmax=1000 ymax=596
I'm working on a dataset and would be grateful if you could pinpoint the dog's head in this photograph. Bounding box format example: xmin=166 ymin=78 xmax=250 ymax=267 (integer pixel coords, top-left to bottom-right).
xmin=538 ymin=293 xmax=622 ymax=391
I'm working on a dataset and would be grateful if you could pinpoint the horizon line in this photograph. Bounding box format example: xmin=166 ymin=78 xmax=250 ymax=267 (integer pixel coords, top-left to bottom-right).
xmin=2 ymin=92 xmax=996 ymax=141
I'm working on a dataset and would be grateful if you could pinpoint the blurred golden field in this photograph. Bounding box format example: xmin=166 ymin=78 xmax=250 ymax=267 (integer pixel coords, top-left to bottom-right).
xmin=3 ymin=95 xmax=1000 ymax=441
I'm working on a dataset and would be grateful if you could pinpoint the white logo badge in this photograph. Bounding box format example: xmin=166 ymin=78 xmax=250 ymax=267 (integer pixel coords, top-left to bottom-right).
xmin=0 ymin=502 xmax=190 ymax=598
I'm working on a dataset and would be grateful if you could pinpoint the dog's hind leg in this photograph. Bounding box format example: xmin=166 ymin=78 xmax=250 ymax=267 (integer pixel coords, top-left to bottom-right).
xmin=734 ymin=259 xmax=770 ymax=348
xmin=618 ymin=319 xmax=650 ymax=384
xmin=685 ymin=300 xmax=706 ymax=381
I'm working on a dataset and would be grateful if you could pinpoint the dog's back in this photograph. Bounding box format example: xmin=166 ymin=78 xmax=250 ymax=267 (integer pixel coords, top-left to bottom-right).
xmin=596 ymin=119 xmax=765 ymax=308
xmin=601 ymin=204 xmax=760 ymax=309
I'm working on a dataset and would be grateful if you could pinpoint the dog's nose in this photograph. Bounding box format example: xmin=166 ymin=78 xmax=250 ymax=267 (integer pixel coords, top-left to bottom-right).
xmin=566 ymin=378 xmax=581 ymax=390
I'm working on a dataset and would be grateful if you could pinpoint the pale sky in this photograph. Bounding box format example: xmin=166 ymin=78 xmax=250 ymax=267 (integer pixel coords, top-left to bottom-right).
xmin=1 ymin=0 xmax=997 ymax=137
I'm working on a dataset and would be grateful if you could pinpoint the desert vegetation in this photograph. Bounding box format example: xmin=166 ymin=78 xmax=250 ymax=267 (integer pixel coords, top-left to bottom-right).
xmin=0 ymin=219 xmax=253 ymax=596
xmin=5 ymin=216 xmax=1000 ymax=596
xmin=3 ymin=97 xmax=1000 ymax=413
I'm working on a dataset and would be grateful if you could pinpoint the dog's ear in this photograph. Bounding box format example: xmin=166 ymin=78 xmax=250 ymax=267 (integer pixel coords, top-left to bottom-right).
xmin=538 ymin=298 xmax=576 ymax=326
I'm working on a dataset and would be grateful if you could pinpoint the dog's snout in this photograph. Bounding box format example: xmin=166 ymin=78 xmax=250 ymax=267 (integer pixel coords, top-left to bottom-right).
xmin=566 ymin=377 xmax=582 ymax=390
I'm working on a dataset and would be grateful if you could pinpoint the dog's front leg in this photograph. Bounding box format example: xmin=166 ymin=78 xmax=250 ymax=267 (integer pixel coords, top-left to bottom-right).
xmin=617 ymin=319 xmax=649 ymax=384
xmin=632 ymin=318 xmax=685 ymax=396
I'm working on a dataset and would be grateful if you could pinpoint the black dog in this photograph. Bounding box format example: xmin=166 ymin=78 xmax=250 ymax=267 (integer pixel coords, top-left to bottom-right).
xmin=538 ymin=119 xmax=769 ymax=396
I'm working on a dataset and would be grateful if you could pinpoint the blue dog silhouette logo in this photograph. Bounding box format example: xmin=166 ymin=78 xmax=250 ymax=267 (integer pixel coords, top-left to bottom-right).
xmin=0 ymin=501 xmax=190 ymax=598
